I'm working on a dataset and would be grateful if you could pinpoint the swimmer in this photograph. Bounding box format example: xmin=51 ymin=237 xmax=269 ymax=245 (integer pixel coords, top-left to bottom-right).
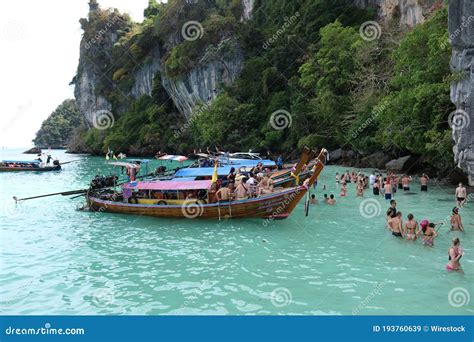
xmin=310 ymin=194 xmax=318 ymax=204
xmin=420 ymin=173 xmax=429 ymax=192
xmin=323 ymin=194 xmax=329 ymax=203
xmin=388 ymin=212 xmax=404 ymax=238
xmin=404 ymin=213 xmax=419 ymax=240
xmin=356 ymin=180 xmax=364 ymax=197
xmin=401 ymin=174 xmax=412 ymax=191
xmin=335 ymin=172 xmax=340 ymax=184
xmin=327 ymin=194 xmax=336 ymax=205
xmin=384 ymin=180 xmax=392 ymax=200
xmin=450 ymin=207 xmax=464 ymax=232
xmin=446 ymin=237 xmax=463 ymax=271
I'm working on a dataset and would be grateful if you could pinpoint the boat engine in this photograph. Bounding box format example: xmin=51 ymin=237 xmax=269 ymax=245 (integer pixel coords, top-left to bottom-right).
xmin=90 ymin=175 xmax=119 ymax=189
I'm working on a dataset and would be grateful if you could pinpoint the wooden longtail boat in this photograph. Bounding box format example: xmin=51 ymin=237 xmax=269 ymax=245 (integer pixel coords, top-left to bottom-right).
xmin=87 ymin=149 xmax=328 ymax=219
xmin=0 ymin=160 xmax=61 ymax=172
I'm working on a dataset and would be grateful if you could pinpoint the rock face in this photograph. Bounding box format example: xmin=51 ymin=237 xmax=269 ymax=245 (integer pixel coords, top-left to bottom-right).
xmin=449 ymin=0 xmax=474 ymax=185
xmin=355 ymin=0 xmax=443 ymax=26
xmin=160 ymin=38 xmax=244 ymax=119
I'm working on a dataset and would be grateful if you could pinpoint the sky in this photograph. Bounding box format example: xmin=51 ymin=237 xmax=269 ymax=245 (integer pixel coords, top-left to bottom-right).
xmin=0 ymin=0 xmax=149 ymax=148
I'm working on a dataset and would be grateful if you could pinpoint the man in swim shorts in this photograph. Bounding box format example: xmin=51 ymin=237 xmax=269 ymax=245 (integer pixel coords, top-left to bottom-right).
xmin=388 ymin=212 xmax=403 ymax=238
xmin=420 ymin=173 xmax=429 ymax=191
xmin=386 ymin=200 xmax=397 ymax=221
xmin=455 ymin=182 xmax=467 ymax=207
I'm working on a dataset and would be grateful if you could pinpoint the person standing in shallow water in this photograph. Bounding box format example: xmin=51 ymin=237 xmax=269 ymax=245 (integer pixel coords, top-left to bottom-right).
xmin=384 ymin=179 xmax=392 ymax=200
xmin=455 ymin=182 xmax=467 ymax=207
xmin=450 ymin=207 xmax=464 ymax=232
xmin=389 ymin=212 xmax=404 ymax=238
xmin=447 ymin=237 xmax=463 ymax=271
xmin=404 ymin=213 xmax=419 ymax=240
xmin=420 ymin=173 xmax=429 ymax=192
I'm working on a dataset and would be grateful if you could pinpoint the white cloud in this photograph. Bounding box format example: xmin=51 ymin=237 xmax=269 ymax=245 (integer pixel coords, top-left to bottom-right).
xmin=0 ymin=0 xmax=148 ymax=148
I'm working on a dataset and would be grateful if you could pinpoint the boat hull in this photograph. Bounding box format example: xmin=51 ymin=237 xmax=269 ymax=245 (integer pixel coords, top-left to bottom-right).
xmin=87 ymin=186 xmax=308 ymax=219
xmin=0 ymin=165 xmax=61 ymax=172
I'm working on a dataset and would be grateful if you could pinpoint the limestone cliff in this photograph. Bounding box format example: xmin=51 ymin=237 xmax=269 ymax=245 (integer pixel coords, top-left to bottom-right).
xmin=356 ymin=0 xmax=443 ymax=26
xmin=449 ymin=0 xmax=474 ymax=185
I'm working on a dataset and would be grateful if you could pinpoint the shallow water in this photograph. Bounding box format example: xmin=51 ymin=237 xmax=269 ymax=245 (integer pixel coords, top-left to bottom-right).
xmin=0 ymin=148 xmax=472 ymax=315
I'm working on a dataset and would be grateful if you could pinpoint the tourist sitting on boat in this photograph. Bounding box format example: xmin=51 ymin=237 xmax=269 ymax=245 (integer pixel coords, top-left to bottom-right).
xmin=447 ymin=237 xmax=463 ymax=271
xmin=234 ymin=180 xmax=249 ymax=200
xmin=257 ymin=176 xmax=274 ymax=196
xmin=246 ymin=173 xmax=258 ymax=197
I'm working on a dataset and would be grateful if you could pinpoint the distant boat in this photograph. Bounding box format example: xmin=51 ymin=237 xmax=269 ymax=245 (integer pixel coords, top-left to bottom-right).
xmin=86 ymin=148 xmax=327 ymax=220
xmin=0 ymin=160 xmax=61 ymax=172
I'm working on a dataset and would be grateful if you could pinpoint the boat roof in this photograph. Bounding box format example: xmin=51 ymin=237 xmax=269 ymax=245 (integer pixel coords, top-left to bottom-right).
xmin=108 ymin=162 xmax=138 ymax=168
xmin=174 ymin=166 xmax=235 ymax=177
xmin=158 ymin=155 xmax=188 ymax=162
xmin=2 ymin=160 xmax=40 ymax=164
xmin=123 ymin=180 xmax=212 ymax=191
xmin=221 ymin=158 xmax=276 ymax=167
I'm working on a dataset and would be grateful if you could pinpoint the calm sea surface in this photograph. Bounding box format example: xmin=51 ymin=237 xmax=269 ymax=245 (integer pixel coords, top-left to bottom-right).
xmin=0 ymin=148 xmax=472 ymax=315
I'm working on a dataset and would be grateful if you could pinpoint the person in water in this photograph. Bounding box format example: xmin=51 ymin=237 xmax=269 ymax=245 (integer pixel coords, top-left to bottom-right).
xmin=401 ymin=175 xmax=412 ymax=191
xmin=323 ymin=194 xmax=329 ymax=203
xmin=335 ymin=172 xmax=340 ymax=184
xmin=386 ymin=200 xmax=397 ymax=221
xmin=455 ymin=182 xmax=467 ymax=207
xmin=356 ymin=180 xmax=364 ymax=197
xmin=327 ymin=194 xmax=336 ymax=205
xmin=419 ymin=220 xmax=439 ymax=247
xmin=310 ymin=194 xmax=318 ymax=204
xmin=388 ymin=212 xmax=404 ymax=238
xmin=384 ymin=180 xmax=392 ymax=200
xmin=447 ymin=237 xmax=463 ymax=271
xmin=340 ymin=182 xmax=347 ymax=197
xmin=450 ymin=207 xmax=464 ymax=232
xmin=420 ymin=173 xmax=429 ymax=192
xmin=404 ymin=213 xmax=419 ymax=240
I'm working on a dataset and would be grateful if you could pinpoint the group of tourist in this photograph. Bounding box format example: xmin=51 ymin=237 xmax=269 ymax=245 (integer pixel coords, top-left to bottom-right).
xmin=324 ymin=169 xmax=468 ymax=272
xmin=214 ymin=166 xmax=275 ymax=202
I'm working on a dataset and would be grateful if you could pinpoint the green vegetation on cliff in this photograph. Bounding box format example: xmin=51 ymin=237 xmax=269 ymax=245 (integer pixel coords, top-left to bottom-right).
xmin=33 ymin=99 xmax=84 ymax=148
xmin=76 ymin=0 xmax=454 ymax=170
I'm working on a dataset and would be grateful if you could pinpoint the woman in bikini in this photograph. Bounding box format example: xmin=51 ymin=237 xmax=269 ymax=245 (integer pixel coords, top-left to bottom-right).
xmin=446 ymin=237 xmax=463 ymax=271
xmin=419 ymin=220 xmax=438 ymax=247
xmin=404 ymin=213 xmax=419 ymax=240
xmin=340 ymin=182 xmax=347 ymax=197
xmin=450 ymin=207 xmax=465 ymax=232
xmin=356 ymin=180 xmax=364 ymax=197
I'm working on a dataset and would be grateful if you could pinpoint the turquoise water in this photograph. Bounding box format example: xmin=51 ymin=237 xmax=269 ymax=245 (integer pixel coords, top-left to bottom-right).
xmin=0 ymin=148 xmax=472 ymax=315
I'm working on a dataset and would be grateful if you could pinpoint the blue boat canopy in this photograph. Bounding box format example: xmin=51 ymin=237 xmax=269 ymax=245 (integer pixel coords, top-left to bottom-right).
xmin=174 ymin=166 xmax=235 ymax=178
xmin=2 ymin=160 xmax=40 ymax=164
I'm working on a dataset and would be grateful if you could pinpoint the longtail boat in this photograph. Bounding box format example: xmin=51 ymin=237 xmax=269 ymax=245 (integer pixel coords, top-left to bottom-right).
xmin=0 ymin=160 xmax=61 ymax=172
xmin=86 ymin=148 xmax=327 ymax=219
